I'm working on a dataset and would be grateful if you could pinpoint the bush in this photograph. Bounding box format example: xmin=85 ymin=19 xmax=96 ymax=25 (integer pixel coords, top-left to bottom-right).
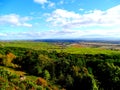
xmin=36 ymin=77 xmax=48 ymax=87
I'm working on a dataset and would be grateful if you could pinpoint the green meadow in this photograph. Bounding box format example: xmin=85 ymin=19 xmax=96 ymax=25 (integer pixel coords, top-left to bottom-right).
xmin=0 ymin=41 xmax=120 ymax=55
xmin=0 ymin=41 xmax=58 ymax=50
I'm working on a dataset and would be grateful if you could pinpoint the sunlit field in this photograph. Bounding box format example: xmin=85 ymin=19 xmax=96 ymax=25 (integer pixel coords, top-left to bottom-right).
xmin=0 ymin=41 xmax=120 ymax=55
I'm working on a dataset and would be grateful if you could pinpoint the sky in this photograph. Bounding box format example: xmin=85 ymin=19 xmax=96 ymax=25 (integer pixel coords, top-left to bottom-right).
xmin=0 ymin=0 xmax=120 ymax=40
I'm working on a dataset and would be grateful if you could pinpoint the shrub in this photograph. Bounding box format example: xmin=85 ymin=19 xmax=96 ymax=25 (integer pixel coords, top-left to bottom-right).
xmin=36 ymin=77 xmax=48 ymax=87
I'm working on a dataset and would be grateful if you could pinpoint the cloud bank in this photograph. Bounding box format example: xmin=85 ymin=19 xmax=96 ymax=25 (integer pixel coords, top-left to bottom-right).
xmin=46 ymin=5 xmax=120 ymax=28
xmin=1 ymin=27 xmax=120 ymax=40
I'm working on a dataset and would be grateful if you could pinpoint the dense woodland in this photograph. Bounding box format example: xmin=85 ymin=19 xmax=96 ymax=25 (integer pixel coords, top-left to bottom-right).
xmin=0 ymin=45 xmax=120 ymax=90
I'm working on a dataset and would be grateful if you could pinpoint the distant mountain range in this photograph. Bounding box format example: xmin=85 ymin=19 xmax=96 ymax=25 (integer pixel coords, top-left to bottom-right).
xmin=33 ymin=39 xmax=120 ymax=44
xmin=1 ymin=38 xmax=120 ymax=44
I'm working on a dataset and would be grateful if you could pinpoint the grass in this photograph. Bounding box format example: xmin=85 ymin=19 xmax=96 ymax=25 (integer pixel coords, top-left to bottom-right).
xmin=0 ymin=41 xmax=59 ymax=51
xmin=63 ymin=46 xmax=120 ymax=55
xmin=0 ymin=66 xmax=26 ymax=76
xmin=0 ymin=65 xmax=38 ymax=83
xmin=0 ymin=41 xmax=120 ymax=55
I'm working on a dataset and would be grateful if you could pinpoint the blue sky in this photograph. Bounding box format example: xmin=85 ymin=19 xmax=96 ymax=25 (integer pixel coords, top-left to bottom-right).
xmin=0 ymin=0 xmax=120 ymax=40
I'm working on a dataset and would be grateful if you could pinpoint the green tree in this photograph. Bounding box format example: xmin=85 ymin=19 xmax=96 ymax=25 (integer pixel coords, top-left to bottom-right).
xmin=96 ymin=62 xmax=120 ymax=90
xmin=43 ymin=70 xmax=51 ymax=81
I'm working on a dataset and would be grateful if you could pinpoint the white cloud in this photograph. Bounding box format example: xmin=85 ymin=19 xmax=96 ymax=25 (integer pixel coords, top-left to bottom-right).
xmin=34 ymin=0 xmax=48 ymax=4
xmin=59 ymin=0 xmax=64 ymax=5
xmin=1 ymin=27 xmax=120 ymax=40
xmin=46 ymin=9 xmax=81 ymax=27
xmin=22 ymin=23 xmax=32 ymax=27
xmin=42 ymin=28 xmax=120 ymax=39
xmin=0 ymin=33 xmax=7 ymax=37
xmin=44 ymin=5 xmax=120 ymax=39
xmin=48 ymin=2 xmax=55 ymax=8
xmin=1 ymin=5 xmax=120 ymax=40
xmin=0 ymin=14 xmax=32 ymax=27
xmin=46 ymin=5 xmax=120 ymax=28
xmin=79 ymin=8 xmax=84 ymax=11
xmin=34 ymin=0 xmax=55 ymax=8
